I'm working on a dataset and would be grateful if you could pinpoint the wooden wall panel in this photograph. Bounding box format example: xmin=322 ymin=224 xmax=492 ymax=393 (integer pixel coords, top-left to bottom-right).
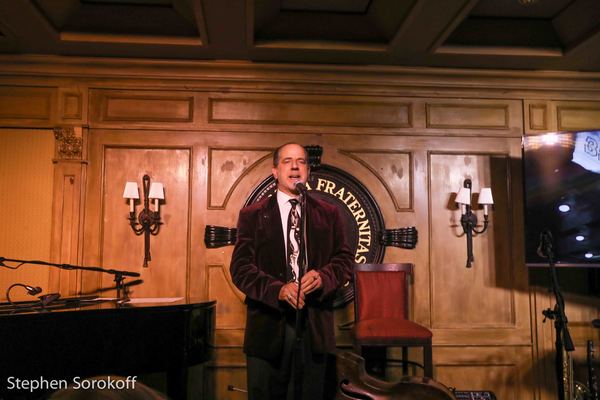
xmin=528 ymin=103 xmax=548 ymax=131
xmin=425 ymin=99 xmax=521 ymax=136
xmin=427 ymin=104 xmax=508 ymax=129
xmin=208 ymin=96 xmax=412 ymax=128
xmin=429 ymin=152 xmax=529 ymax=344
xmin=57 ymin=87 xmax=87 ymax=125
xmin=429 ymin=153 xmax=514 ymax=329
xmin=0 ymin=86 xmax=55 ymax=125
xmin=435 ymin=346 xmax=535 ymax=399
xmin=556 ymin=101 xmax=600 ymax=131
xmin=100 ymin=147 xmax=191 ymax=297
xmin=524 ymin=100 xmax=559 ymax=134
xmin=89 ymin=89 xmax=202 ymax=129
xmin=104 ymin=96 xmax=193 ymax=122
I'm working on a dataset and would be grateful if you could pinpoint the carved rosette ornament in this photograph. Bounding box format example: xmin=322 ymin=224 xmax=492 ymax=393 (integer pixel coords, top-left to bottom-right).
xmin=53 ymin=127 xmax=83 ymax=160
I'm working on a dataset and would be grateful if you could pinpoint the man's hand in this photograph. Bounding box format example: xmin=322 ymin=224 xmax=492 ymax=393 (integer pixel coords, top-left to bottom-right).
xmin=279 ymin=282 xmax=305 ymax=309
xmin=301 ymin=270 xmax=322 ymax=295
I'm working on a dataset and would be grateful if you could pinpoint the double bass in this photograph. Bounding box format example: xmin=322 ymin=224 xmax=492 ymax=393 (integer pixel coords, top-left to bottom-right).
xmin=333 ymin=351 xmax=457 ymax=400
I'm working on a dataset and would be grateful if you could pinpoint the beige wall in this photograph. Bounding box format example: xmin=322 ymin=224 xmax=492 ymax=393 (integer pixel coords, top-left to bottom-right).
xmin=0 ymin=129 xmax=54 ymax=301
xmin=0 ymin=57 xmax=599 ymax=399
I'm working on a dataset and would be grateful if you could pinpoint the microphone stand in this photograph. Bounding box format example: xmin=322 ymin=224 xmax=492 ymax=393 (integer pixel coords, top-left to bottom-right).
xmin=0 ymin=257 xmax=140 ymax=302
xmin=293 ymin=191 xmax=309 ymax=400
xmin=538 ymin=231 xmax=575 ymax=400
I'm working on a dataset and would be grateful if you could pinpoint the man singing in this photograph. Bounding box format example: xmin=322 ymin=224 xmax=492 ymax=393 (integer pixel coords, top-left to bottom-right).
xmin=230 ymin=142 xmax=354 ymax=399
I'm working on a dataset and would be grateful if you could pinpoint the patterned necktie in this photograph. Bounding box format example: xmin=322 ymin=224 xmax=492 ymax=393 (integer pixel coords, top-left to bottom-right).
xmin=287 ymin=199 xmax=301 ymax=282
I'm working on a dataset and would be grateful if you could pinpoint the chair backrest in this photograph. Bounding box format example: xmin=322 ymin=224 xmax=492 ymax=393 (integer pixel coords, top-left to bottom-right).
xmin=353 ymin=263 xmax=413 ymax=321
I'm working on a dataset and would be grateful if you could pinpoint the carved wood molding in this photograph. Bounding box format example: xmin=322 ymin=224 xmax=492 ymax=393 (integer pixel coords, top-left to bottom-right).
xmin=3 ymin=56 xmax=600 ymax=96
xmin=53 ymin=126 xmax=83 ymax=160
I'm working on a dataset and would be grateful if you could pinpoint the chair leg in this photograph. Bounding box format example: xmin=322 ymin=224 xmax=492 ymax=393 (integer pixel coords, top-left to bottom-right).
xmin=361 ymin=346 xmax=386 ymax=379
xmin=401 ymin=346 xmax=408 ymax=375
xmin=423 ymin=343 xmax=433 ymax=378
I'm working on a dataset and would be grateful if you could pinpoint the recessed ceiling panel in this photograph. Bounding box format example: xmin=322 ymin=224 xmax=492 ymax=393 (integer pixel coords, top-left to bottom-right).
xmin=256 ymin=13 xmax=385 ymax=43
xmin=254 ymin=0 xmax=413 ymax=47
xmin=281 ymin=0 xmax=371 ymax=13
xmin=437 ymin=0 xmax=573 ymax=55
xmin=0 ymin=20 xmax=18 ymax=53
xmin=552 ymin=0 xmax=600 ymax=49
xmin=83 ymin=0 xmax=171 ymax=4
xmin=470 ymin=0 xmax=572 ymax=18
xmin=446 ymin=18 xmax=561 ymax=48
xmin=34 ymin=0 xmax=198 ymax=37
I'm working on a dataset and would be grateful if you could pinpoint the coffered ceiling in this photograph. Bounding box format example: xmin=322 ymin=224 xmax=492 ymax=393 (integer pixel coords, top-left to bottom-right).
xmin=1 ymin=0 xmax=599 ymax=71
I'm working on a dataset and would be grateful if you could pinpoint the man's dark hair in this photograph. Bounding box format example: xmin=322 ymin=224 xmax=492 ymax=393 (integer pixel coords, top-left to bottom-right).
xmin=273 ymin=142 xmax=308 ymax=166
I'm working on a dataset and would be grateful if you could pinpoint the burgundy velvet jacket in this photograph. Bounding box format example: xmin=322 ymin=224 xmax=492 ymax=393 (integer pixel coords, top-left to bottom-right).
xmin=230 ymin=193 xmax=354 ymax=361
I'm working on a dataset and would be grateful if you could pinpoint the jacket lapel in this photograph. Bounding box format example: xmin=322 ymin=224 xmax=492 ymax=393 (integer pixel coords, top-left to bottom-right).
xmin=263 ymin=195 xmax=286 ymax=270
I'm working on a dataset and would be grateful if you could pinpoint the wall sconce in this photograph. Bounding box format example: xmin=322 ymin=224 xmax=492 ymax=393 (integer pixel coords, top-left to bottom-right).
xmin=455 ymin=179 xmax=494 ymax=268
xmin=123 ymin=174 xmax=164 ymax=268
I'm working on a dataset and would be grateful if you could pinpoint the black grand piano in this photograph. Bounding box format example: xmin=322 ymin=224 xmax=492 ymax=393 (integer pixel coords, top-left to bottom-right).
xmin=0 ymin=297 xmax=215 ymax=400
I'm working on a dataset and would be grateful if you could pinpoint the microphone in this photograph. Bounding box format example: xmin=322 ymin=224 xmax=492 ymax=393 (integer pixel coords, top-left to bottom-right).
xmin=25 ymin=285 xmax=42 ymax=295
xmin=294 ymin=181 xmax=308 ymax=195
xmin=5 ymin=283 xmax=43 ymax=307
xmin=536 ymin=230 xmax=554 ymax=259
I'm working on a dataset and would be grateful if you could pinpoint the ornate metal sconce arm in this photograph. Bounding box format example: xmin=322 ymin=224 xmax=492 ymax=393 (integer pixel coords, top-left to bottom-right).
xmin=460 ymin=210 xmax=477 ymax=268
xmin=472 ymin=214 xmax=490 ymax=235
xmin=456 ymin=179 xmax=493 ymax=268
xmin=128 ymin=212 xmax=145 ymax=235
xmin=124 ymin=174 xmax=164 ymax=268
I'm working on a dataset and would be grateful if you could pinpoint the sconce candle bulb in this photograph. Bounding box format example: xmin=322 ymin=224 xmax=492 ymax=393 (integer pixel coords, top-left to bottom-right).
xmin=123 ymin=175 xmax=164 ymax=267
xmin=123 ymin=182 xmax=139 ymax=213
xmin=455 ymin=179 xmax=494 ymax=268
xmin=149 ymin=182 xmax=164 ymax=212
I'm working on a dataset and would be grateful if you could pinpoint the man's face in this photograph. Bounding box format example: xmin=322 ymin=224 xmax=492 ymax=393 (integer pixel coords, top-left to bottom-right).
xmin=272 ymin=144 xmax=309 ymax=196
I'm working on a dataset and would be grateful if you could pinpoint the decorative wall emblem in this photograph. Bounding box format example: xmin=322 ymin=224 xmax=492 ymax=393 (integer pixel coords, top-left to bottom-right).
xmin=245 ymin=164 xmax=386 ymax=264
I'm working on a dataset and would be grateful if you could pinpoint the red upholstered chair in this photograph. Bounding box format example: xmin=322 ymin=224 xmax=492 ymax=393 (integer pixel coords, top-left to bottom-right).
xmin=352 ymin=263 xmax=433 ymax=378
